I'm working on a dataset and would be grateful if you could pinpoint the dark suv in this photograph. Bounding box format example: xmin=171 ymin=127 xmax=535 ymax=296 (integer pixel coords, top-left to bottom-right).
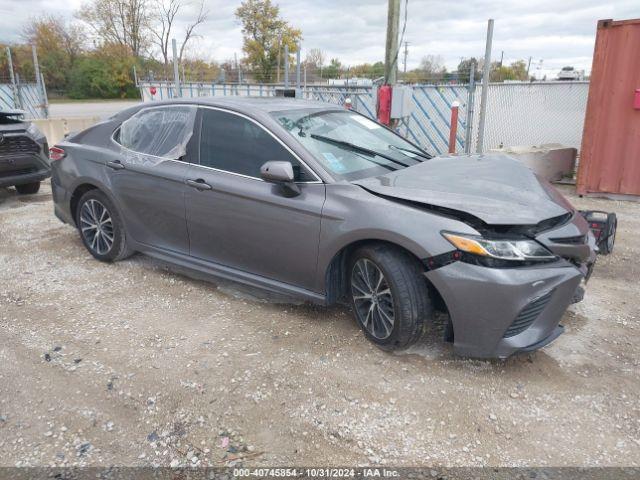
xmin=0 ymin=109 xmax=50 ymax=194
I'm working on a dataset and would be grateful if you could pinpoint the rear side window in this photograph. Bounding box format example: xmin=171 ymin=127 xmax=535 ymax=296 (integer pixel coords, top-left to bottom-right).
xmin=199 ymin=108 xmax=310 ymax=180
xmin=117 ymin=106 xmax=197 ymax=160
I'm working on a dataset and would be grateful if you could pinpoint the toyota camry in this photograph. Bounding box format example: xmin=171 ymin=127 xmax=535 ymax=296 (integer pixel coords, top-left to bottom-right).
xmin=50 ymin=98 xmax=597 ymax=358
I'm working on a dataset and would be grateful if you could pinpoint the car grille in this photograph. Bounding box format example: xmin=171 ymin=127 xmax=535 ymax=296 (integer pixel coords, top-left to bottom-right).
xmin=503 ymin=290 xmax=554 ymax=338
xmin=0 ymin=135 xmax=40 ymax=156
xmin=549 ymin=234 xmax=587 ymax=245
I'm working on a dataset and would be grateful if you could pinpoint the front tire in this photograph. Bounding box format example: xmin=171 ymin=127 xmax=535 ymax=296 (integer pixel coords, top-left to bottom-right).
xmin=15 ymin=182 xmax=40 ymax=194
xmin=75 ymin=190 xmax=132 ymax=262
xmin=349 ymin=244 xmax=433 ymax=350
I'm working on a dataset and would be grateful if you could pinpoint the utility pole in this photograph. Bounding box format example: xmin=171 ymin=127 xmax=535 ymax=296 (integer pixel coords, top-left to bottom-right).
xmin=384 ymin=0 xmax=401 ymax=85
xmin=476 ymin=19 xmax=494 ymax=153
xmin=526 ymin=56 xmax=532 ymax=78
xmin=499 ymin=50 xmax=504 ymax=67
xmin=402 ymin=41 xmax=409 ymax=74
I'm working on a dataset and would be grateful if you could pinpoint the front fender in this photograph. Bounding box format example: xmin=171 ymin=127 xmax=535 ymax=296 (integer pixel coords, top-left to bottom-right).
xmin=314 ymin=183 xmax=478 ymax=293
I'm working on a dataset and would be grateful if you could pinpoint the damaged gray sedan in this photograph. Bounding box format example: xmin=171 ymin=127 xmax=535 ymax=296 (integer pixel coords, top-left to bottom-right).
xmin=50 ymin=98 xmax=597 ymax=358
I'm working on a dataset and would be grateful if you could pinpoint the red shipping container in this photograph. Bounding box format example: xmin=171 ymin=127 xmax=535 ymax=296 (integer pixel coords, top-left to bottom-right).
xmin=577 ymin=18 xmax=640 ymax=197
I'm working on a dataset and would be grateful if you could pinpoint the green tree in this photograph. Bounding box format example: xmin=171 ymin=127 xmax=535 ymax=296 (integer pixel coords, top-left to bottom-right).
xmin=21 ymin=16 xmax=84 ymax=93
xmin=0 ymin=44 xmax=35 ymax=83
xmin=235 ymin=0 xmax=301 ymax=82
xmin=456 ymin=57 xmax=481 ymax=81
xmin=323 ymin=58 xmax=342 ymax=79
xmin=490 ymin=60 xmax=530 ymax=82
xmin=68 ymin=44 xmax=138 ymax=98
xmin=181 ymin=57 xmax=220 ymax=82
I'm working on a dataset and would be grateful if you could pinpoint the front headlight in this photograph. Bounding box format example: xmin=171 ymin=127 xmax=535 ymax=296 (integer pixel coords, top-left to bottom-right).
xmin=442 ymin=232 xmax=556 ymax=261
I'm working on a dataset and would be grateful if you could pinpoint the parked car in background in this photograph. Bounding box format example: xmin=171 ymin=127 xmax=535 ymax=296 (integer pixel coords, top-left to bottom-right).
xmin=557 ymin=66 xmax=585 ymax=81
xmin=50 ymin=98 xmax=597 ymax=358
xmin=0 ymin=109 xmax=50 ymax=194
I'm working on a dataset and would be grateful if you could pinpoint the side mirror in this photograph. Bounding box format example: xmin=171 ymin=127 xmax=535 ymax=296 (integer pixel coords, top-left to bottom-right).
xmin=260 ymin=161 xmax=300 ymax=197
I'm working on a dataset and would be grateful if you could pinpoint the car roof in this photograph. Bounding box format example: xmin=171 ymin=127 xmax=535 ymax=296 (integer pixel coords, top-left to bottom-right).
xmin=112 ymin=96 xmax=344 ymax=122
xmin=198 ymin=96 xmax=336 ymax=113
xmin=136 ymin=96 xmax=339 ymax=114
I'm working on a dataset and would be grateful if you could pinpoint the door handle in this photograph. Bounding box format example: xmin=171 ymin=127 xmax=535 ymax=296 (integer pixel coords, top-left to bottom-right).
xmin=107 ymin=160 xmax=125 ymax=170
xmin=186 ymin=178 xmax=212 ymax=190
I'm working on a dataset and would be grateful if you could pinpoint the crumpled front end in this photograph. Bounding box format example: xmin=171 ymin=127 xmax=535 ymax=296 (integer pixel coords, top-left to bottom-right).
xmin=426 ymin=260 xmax=581 ymax=358
xmin=425 ymin=212 xmax=597 ymax=359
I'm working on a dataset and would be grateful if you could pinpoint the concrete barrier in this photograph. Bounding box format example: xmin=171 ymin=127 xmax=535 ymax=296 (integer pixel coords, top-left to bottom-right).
xmin=32 ymin=117 xmax=100 ymax=145
xmin=490 ymin=144 xmax=577 ymax=182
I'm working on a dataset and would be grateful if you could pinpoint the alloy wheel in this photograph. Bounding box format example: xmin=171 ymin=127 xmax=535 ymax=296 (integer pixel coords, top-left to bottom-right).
xmin=79 ymin=199 xmax=114 ymax=255
xmin=351 ymin=258 xmax=395 ymax=340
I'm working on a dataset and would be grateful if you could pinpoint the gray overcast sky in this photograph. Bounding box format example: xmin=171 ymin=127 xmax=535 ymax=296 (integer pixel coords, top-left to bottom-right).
xmin=0 ymin=0 xmax=637 ymax=77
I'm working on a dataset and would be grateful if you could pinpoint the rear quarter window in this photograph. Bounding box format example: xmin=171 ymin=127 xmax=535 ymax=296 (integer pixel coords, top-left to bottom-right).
xmin=116 ymin=106 xmax=197 ymax=161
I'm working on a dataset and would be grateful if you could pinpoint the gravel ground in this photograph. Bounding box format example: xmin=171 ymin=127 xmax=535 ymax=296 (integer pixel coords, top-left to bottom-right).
xmin=0 ymin=181 xmax=639 ymax=468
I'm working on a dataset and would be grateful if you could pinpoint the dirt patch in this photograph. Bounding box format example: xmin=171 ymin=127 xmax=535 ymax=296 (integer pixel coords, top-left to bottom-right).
xmin=1 ymin=182 xmax=639 ymax=468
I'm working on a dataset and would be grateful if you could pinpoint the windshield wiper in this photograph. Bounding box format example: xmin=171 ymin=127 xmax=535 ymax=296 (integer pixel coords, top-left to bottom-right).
xmin=389 ymin=144 xmax=432 ymax=160
xmin=310 ymin=134 xmax=410 ymax=168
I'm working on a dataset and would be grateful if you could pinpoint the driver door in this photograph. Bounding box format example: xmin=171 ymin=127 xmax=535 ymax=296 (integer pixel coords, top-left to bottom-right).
xmin=184 ymin=107 xmax=326 ymax=291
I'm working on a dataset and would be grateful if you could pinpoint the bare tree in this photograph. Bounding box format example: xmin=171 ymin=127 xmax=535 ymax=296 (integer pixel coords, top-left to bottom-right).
xmin=77 ymin=0 xmax=150 ymax=57
xmin=419 ymin=54 xmax=446 ymax=77
xmin=149 ymin=0 xmax=208 ymax=68
xmin=304 ymin=48 xmax=325 ymax=69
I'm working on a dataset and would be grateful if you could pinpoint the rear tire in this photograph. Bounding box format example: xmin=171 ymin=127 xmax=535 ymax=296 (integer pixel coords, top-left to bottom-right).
xmin=75 ymin=189 xmax=132 ymax=262
xmin=15 ymin=182 xmax=40 ymax=194
xmin=348 ymin=243 xmax=433 ymax=350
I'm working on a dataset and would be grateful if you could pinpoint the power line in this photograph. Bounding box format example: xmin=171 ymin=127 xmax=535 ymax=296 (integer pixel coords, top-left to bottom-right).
xmin=403 ymin=41 xmax=409 ymax=74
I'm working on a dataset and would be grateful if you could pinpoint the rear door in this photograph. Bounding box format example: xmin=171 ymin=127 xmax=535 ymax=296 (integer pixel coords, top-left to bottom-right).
xmin=108 ymin=105 xmax=197 ymax=254
xmin=184 ymin=106 xmax=325 ymax=291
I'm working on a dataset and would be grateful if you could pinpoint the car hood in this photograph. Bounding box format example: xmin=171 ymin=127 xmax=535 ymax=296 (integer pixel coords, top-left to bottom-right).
xmin=352 ymin=154 xmax=573 ymax=225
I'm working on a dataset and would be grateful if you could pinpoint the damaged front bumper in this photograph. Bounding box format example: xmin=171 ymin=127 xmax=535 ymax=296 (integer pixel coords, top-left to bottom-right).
xmin=425 ymin=260 xmax=584 ymax=359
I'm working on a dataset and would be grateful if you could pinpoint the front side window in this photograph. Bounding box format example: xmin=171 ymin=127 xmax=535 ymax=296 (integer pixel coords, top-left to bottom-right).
xmin=117 ymin=106 xmax=197 ymax=161
xmin=272 ymin=109 xmax=431 ymax=181
xmin=199 ymin=108 xmax=311 ymax=180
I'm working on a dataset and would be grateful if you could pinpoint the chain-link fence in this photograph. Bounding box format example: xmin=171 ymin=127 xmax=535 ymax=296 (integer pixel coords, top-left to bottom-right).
xmin=471 ymin=81 xmax=589 ymax=152
xmin=0 ymin=82 xmax=48 ymax=118
xmin=137 ymin=80 xmax=589 ymax=156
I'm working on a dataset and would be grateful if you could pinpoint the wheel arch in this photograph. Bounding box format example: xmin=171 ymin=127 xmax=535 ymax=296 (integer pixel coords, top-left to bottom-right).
xmin=324 ymin=238 xmax=453 ymax=344
xmin=323 ymin=238 xmax=447 ymax=312
xmin=69 ymin=179 xmax=120 ymax=227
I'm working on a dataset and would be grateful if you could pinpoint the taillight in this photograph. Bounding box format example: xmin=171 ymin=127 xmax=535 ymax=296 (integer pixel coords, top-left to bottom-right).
xmin=49 ymin=146 xmax=66 ymax=161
